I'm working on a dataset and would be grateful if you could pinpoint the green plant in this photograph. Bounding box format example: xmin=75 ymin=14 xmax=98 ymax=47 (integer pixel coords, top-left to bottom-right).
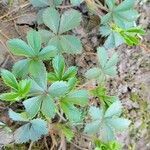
xmin=0 ymin=0 xmax=144 ymax=149
xmin=30 ymin=0 xmax=83 ymax=24
xmin=40 ymin=7 xmax=82 ymax=54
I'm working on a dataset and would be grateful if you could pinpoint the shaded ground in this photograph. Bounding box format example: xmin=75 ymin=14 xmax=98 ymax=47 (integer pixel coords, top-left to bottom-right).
xmin=0 ymin=0 xmax=150 ymax=150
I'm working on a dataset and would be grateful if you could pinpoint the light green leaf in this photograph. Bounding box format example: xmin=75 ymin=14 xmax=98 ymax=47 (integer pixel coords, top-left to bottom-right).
xmin=43 ymin=7 xmax=60 ymax=34
xmin=12 ymin=59 xmax=29 ymax=78
xmin=7 ymin=39 xmax=34 ymax=57
xmin=60 ymin=101 xmax=81 ymax=122
xmin=29 ymin=61 xmax=47 ymax=90
xmin=105 ymin=101 xmax=122 ymax=118
xmin=23 ymin=96 xmax=41 ymax=118
xmin=59 ymin=9 xmax=82 ymax=34
xmin=60 ymin=35 xmax=82 ymax=54
xmin=27 ymin=30 xmax=41 ymax=53
xmin=106 ymin=118 xmax=131 ymax=131
xmin=18 ymin=79 xmax=31 ymax=97
xmin=97 ymin=47 xmax=108 ymax=68
xmin=39 ymin=29 xmax=54 ymax=44
xmin=62 ymin=66 xmax=77 ymax=80
xmin=85 ymin=67 xmax=101 ymax=80
xmin=0 ymin=92 xmax=19 ymax=101
xmin=14 ymin=119 xmax=48 ymax=143
xmin=9 ymin=109 xmax=27 ymax=121
xmin=106 ymin=0 xmax=115 ymax=9
xmin=105 ymin=52 xmax=118 ymax=69
xmin=30 ymin=0 xmax=49 ymax=7
xmin=1 ymin=69 xmax=18 ymax=90
xmin=84 ymin=121 xmax=100 ymax=135
xmin=48 ymin=81 xmax=68 ymax=97
xmin=63 ymin=90 xmax=88 ymax=106
xmin=68 ymin=77 xmax=77 ymax=91
xmin=41 ymin=95 xmax=56 ymax=118
xmin=52 ymin=55 xmax=65 ymax=79
xmin=39 ymin=45 xmax=57 ymax=60
xmin=89 ymin=106 xmax=103 ymax=120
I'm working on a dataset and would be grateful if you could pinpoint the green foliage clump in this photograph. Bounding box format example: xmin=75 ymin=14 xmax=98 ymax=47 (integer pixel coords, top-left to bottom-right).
xmin=0 ymin=0 xmax=144 ymax=148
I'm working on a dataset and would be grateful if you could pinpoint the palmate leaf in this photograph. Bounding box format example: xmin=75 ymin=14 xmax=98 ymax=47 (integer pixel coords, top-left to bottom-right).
xmin=102 ymin=0 xmax=138 ymax=29
xmin=42 ymin=8 xmax=82 ymax=54
xmin=84 ymin=101 xmax=131 ymax=142
xmin=14 ymin=119 xmax=48 ymax=143
xmin=85 ymin=47 xmax=119 ymax=82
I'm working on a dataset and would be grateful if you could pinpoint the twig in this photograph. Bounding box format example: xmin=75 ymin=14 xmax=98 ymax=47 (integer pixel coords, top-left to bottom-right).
xmin=0 ymin=2 xmax=30 ymax=20
xmin=58 ymin=134 xmax=66 ymax=150
xmin=70 ymin=141 xmax=88 ymax=150
xmin=140 ymin=44 xmax=150 ymax=51
xmin=0 ymin=38 xmax=16 ymax=61
xmin=44 ymin=136 xmax=49 ymax=150
xmin=28 ymin=141 xmax=34 ymax=150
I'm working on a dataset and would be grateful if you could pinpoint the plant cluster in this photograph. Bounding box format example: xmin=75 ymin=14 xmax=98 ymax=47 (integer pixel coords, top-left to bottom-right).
xmin=0 ymin=0 xmax=144 ymax=149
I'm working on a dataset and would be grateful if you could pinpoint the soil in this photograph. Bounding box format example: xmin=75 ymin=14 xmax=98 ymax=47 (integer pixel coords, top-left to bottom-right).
xmin=0 ymin=0 xmax=150 ymax=150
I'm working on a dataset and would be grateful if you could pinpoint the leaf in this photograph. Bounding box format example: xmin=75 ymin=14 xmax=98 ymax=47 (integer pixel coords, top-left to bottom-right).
xmin=39 ymin=29 xmax=55 ymax=44
xmin=100 ymin=123 xmax=115 ymax=142
xmin=18 ymin=79 xmax=31 ymax=97
xmin=60 ymin=101 xmax=81 ymax=122
xmin=48 ymin=72 xmax=58 ymax=81
xmin=7 ymin=39 xmax=34 ymax=57
xmin=62 ymin=66 xmax=77 ymax=80
xmin=60 ymin=35 xmax=82 ymax=54
xmin=9 ymin=109 xmax=27 ymax=122
xmin=48 ymin=81 xmax=68 ymax=97
xmin=104 ymin=101 xmax=122 ymax=118
xmin=68 ymin=77 xmax=77 ymax=91
xmin=23 ymin=96 xmax=41 ymax=118
xmin=59 ymin=9 xmax=82 ymax=34
xmin=28 ymin=61 xmax=47 ymax=90
xmin=52 ymin=55 xmax=65 ymax=79
xmin=104 ymin=31 xmax=124 ymax=49
xmin=105 ymin=52 xmax=118 ymax=69
xmin=14 ymin=119 xmax=48 ymax=143
xmin=41 ymin=95 xmax=56 ymax=118
xmin=0 ymin=92 xmax=19 ymax=101
xmin=85 ymin=67 xmax=101 ymax=80
xmin=89 ymin=106 xmax=103 ymax=120
xmin=70 ymin=0 xmax=83 ymax=6
xmin=63 ymin=90 xmax=88 ymax=106
xmin=106 ymin=118 xmax=131 ymax=131
xmin=12 ymin=59 xmax=29 ymax=78
xmin=59 ymin=125 xmax=74 ymax=141
xmin=39 ymin=45 xmax=57 ymax=60
xmin=105 ymin=0 xmax=115 ymax=9
xmin=102 ymin=0 xmax=138 ymax=28
xmin=1 ymin=69 xmax=18 ymax=90
xmin=84 ymin=121 xmax=100 ymax=134
xmin=97 ymin=47 xmax=108 ymax=68
xmin=43 ymin=7 xmax=60 ymax=34
xmin=30 ymin=0 xmax=49 ymax=8
xmin=27 ymin=30 xmax=42 ymax=53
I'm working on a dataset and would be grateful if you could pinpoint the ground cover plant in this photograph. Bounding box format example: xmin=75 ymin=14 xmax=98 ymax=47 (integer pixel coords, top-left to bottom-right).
xmin=0 ymin=0 xmax=145 ymax=149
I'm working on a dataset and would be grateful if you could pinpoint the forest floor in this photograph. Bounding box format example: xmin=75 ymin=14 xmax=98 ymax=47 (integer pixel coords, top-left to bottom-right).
xmin=0 ymin=0 xmax=150 ymax=150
